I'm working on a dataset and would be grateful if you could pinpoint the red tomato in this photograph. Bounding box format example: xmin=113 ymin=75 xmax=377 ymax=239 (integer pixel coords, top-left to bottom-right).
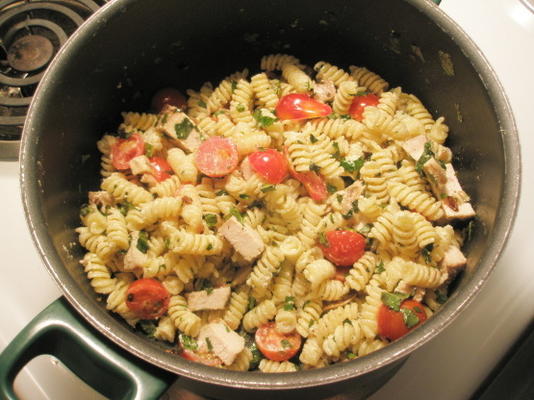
xmin=284 ymin=147 xmax=328 ymax=202
xmin=377 ymin=300 xmax=427 ymax=341
xmin=195 ymin=137 xmax=239 ymax=178
xmin=318 ymin=230 xmax=366 ymax=267
xmin=111 ymin=133 xmax=144 ymax=170
xmin=275 ymin=93 xmax=332 ymax=121
xmin=255 ymin=322 xmax=302 ymax=362
xmin=151 ymin=87 xmax=187 ymax=112
xmin=149 ymin=156 xmax=173 ymax=182
xmin=126 ymin=278 xmax=170 ymax=319
xmin=349 ymin=93 xmax=379 ymax=121
xmin=180 ymin=349 xmax=222 ymax=367
xmin=248 ymin=149 xmax=289 ymax=184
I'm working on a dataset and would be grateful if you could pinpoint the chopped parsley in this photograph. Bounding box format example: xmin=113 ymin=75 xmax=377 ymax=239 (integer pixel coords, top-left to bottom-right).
xmin=206 ymin=243 xmax=213 ymax=251
xmin=249 ymin=342 xmax=263 ymax=369
xmin=308 ymin=319 xmax=315 ymax=328
xmin=327 ymin=183 xmax=337 ymax=194
xmin=318 ymin=232 xmax=329 ymax=247
xmin=174 ymin=118 xmax=194 ymax=139
xmin=310 ymin=134 xmax=318 ymax=143
xmin=465 ymin=219 xmax=475 ymax=242
xmin=236 ymin=103 xmax=246 ymax=112
xmin=436 ymin=289 xmax=448 ymax=304
xmin=415 ymin=141 xmax=435 ymax=175
xmin=346 ymin=351 xmax=357 ymax=360
xmin=144 ymin=143 xmax=154 ymax=157
xmin=247 ymin=296 xmax=257 ymax=311
xmin=351 ymin=90 xmax=370 ymax=97
xmin=343 ymin=319 xmax=353 ymax=325
xmin=181 ymin=335 xmax=198 ymax=351
xmin=340 ymin=157 xmax=365 ymax=174
xmin=421 ymin=243 xmax=434 ymax=264
xmin=381 ymin=292 xmax=410 ymax=312
xmin=195 ymin=278 xmax=213 ymax=293
xmin=198 ymin=100 xmax=207 ymax=108
xmin=375 ymin=261 xmax=385 ymax=274
xmin=215 ymin=189 xmax=228 ymax=196
xmin=138 ymin=320 xmax=156 ymax=338
xmin=401 ymin=307 xmax=420 ymax=329
xmin=136 ymin=231 xmax=149 ymax=254
xmin=336 ymin=194 xmax=343 ymax=203
xmin=253 ymin=109 xmax=277 ymax=127
xmin=160 ymin=113 xmax=169 ymax=125
xmin=164 ymin=237 xmax=171 ymax=251
xmin=80 ymin=204 xmax=91 ymax=217
xmin=309 ymin=163 xmax=321 ymax=173
xmin=331 ymin=141 xmax=341 ymax=160
xmin=203 ymin=213 xmax=218 ymax=227
xmin=283 ymin=296 xmax=296 ymax=311
xmin=280 ymin=339 xmax=291 ymax=349
xmin=260 ymin=184 xmax=276 ymax=193
xmin=205 ymin=337 xmax=214 ymax=352
xmin=229 ymin=207 xmax=244 ymax=223
xmin=358 ymin=223 xmax=373 ymax=235
xmin=239 ymin=193 xmax=250 ymax=199
xmin=231 ymin=80 xmax=238 ymax=92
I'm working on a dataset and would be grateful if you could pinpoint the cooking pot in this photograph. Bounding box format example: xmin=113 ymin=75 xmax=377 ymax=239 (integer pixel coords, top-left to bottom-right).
xmin=0 ymin=0 xmax=520 ymax=399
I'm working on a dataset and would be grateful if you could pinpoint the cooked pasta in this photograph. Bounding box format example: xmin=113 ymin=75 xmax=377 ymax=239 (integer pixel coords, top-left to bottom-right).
xmin=77 ymin=55 xmax=474 ymax=373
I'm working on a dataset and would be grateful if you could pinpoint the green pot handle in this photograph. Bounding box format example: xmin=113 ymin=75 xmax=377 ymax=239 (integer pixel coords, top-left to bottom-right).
xmin=0 ymin=297 xmax=175 ymax=400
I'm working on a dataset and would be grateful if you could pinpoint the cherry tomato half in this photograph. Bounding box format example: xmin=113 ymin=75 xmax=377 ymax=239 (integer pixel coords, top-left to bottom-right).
xmin=195 ymin=136 xmax=239 ymax=178
xmin=149 ymin=156 xmax=173 ymax=182
xmin=151 ymin=87 xmax=187 ymax=113
xmin=111 ymin=133 xmax=144 ymax=170
xmin=255 ymin=322 xmax=302 ymax=362
xmin=348 ymin=93 xmax=379 ymax=121
xmin=180 ymin=349 xmax=223 ymax=367
xmin=126 ymin=278 xmax=170 ymax=319
xmin=284 ymin=147 xmax=328 ymax=202
xmin=377 ymin=300 xmax=427 ymax=341
xmin=275 ymin=93 xmax=332 ymax=121
xmin=318 ymin=230 xmax=366 ymax=267
xmin=248 ymin=149 xmax=289 ymax=184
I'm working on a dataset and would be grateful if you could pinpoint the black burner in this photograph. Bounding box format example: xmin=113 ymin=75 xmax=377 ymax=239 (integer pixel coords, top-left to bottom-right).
xmin=0 ymin=0 xmax=110 ymax=160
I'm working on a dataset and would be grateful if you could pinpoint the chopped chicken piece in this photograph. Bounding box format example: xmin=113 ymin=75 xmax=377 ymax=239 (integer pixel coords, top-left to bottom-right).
xmin=442 ymin=201 xmax=476 ymax=220
xmin=441 ymin=245 xmax=467 ymax=280
xmin=186 ymin=286 xmax=231 ymax=312
xmin=88 ymin=191 xmax=114 ymax=207
xmin=123 ymin=232 xmax=148 ymax=271
xmin=423 ymin=158 xmax=448 ymax=187
xmin=130 ymin=155 xmax=153 ymax=175
xmin=140 ymin=173 xmax=158 ymax=187
xmin=197 ymin=321 xmax=245 ymax=365
xmin=313 ymin=80 xmax=336 ymax=103
xmin=340 ymin=180 xmax=364 ymax=215
xmin=159 ymin=105 xmax=203 ymax=153
xmin=219 ymin=216 xmax=265 ymax=262
xmin=444 ymin=164 xmax=470 ymax=203
xmin=401 ymin=135 xmax=427 ymax=161
xmin=395 ymin=280 xmax=426 ymax=303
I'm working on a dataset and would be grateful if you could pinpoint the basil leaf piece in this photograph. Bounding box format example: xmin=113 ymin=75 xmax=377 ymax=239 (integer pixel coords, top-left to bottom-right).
xmin=203 ymin=213 xmax=218 ymax=227
xmin=181 ymin=334 xmax=198 ymax=351
xmin=401 ymin=307 xmax=420 ymax=329
xmin=253 ymin=109 xmax=277 ymax=127
xmin=381 ymin=292 xmax=410 ymax=312
xmin=229 ymin=207 xmax=244 ymax=223
xmin=261 ymin=184 xmax=276 ymax=193
xmin=340 ymin=157 xmax=365 ymax=174
xmin=174 ymin=118 xmax=194 ymax=139
xmin=138 ymin=320 xmax=156 ymax=338
xmin=318 ymin=232 xmax=329 ymax=247
xmin=415 ymin=141 xmax=435 ymax=175
xmin=375 ymin=261 xmax=385 ymax=274
xmin=283 ymin=296 xmax=296 ymax=311
xmin=136 ymin=231 xmax=149 ymax=254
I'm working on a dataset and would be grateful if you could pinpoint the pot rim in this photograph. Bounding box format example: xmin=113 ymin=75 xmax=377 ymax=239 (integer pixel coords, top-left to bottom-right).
xmin=20 ymin=0 xmax=521 ymax=390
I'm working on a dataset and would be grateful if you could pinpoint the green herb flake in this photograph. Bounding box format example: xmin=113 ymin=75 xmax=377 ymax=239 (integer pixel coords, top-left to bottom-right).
xmin=283 ymin=296 xmax=296 ymax=311
xmin=401 ymin=307 xmax=420 ymax=329
xmin=352 ymin=90 xmax=370 ymax=97
xmin=206 ymin=243 xmax=213 ymax=251
xmin=249 ymin=342 xmax=263 ymax=369
xmin=343 ymin=319 xmax=353 ymax=325
xmin=174 ymin=118 xmax=194 ymax=139
xmin=164 ymin=237 xmax=171 ymax=251
xmin=346 ymin=352 xmax=356 ymax=360
xmin=421 ymin=243 xmax=434 ymax=264
xmin=308 ymin=319 xmax=315 ymax=328
xmin=229 ymin=207 xmax=244 ymax=223
xmin=216 ymin=189 xmax=228 ymax=196
xmin=436 ymin=290 xmax=448 ymax=304
xmin=80 ymin=204 xmax=91 ymax=217
xmin=331 ymin=141 xmax=341 ymax=160
xmin=280 ymin=339 xmax=291 ymax=349
xmin=236 ymin=103 xmax=246 ymax=112
xmin=309 ymin=163 xmax=321 ymax=173
xmin=144 ymin=143 xmax=154 ymax=158
xmin=375 ymin=261 xmax=385 ymax=274
xmin=261 ymin=184 xmax=276 ymax=193
xmin=327 ymin=183 xmax=337 ymax=194
xmin=340 ymin=114 xmax=351 ymax=120
xmin=318 ymin=232 xmax=329 ymax=247
xmin=181 ymin=334 xmax=198 ymax=351
xmin=310 ymin=134 xmax=318 ymax=143
xmin=466 ymin=219 xmax=475 ymax=242
xmin=198 ymin=100 xmax=207 ymax=108
xmin=203 ymin=213 xmax=218 ymax=227
xmin=247 ymin=296 xmax=257 ymax=311
xmin=351 ymin=200 xmax=359 ymax=213
xmin=136 ymin=231 xmax=149 ymax=254
xmin=160 ymin=113 xmax=169 ymax=125
xmin=336 ymin=194 xmax=343 ymax=203
xmin=415 ymin=141 xmax=435 ymax=176
xmin=231 ymin=80 xmax=238 ymax=92
xmin=359 ymin=223 xmax=373 ymax=235
xmin=253 ymin=109 xmax=277 ymax=127
xmin=138 ymin=320 xmax=156 ymax=338
xmin=206 ymin=337 xmax=214 ymax=352
xmin=340 ymin=157 xmax=365 ymax=174
xmin=239 ymin=193 xmax=250 ymax=199
xmin=381 ymin=292 xmax=410 ymax=312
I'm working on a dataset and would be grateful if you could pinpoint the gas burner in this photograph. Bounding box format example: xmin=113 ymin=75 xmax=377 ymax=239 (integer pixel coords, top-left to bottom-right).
xmin=0 ymin=0 xmax=110 ymax=160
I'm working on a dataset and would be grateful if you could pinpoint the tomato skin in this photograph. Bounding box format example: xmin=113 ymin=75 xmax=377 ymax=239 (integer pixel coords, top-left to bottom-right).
xmin=149 ymin=156 xmax=173 ymax=182
xmin=275 ymin=94 xmax=332 ymax=121
xmin=255 ymin=322 xmax=302 ymax=362
xmin=248 ymin=149 xmax=289 ymax=184
xmin=284 ymin=147 xmax=327 ymax=202
xmin=349 ymin=93 xmax=379 ymax=121
xmin=180 ymin=349 xmax=222 ymax=367
xmin=195 ymin=137 xmax=239 ymax=178
xmin=126 ymin=278 xmax=170 ymax=320
xmin=377 ymin=300 xmax=428 ymax=341
xmin=318 ymin=230 xmax=366 ymax=267
xmin=151 ymin=87 xmax=187 ymax=113
xmin=111 ymin=133 xmax=145 ymax=170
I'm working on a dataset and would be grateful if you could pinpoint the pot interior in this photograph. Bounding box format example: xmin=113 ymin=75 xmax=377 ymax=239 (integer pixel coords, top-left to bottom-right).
xmin=21 ymin=0 xmax=516 ymax=395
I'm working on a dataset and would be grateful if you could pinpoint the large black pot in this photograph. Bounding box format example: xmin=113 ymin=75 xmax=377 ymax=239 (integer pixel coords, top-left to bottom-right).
xmin=0 ymin=0 xmax=520 ymax=399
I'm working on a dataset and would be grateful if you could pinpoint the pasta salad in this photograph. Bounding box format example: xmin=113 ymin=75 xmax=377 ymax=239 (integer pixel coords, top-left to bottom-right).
xmin=76 ymin=54 xmax=475 ymax=372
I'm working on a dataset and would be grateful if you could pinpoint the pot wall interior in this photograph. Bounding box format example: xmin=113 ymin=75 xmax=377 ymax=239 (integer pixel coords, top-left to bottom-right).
xmin=26 ymin=0 xmax=503 ymax=383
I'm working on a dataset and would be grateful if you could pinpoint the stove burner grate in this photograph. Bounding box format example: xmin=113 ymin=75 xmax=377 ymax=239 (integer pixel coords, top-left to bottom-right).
xmin=0 ymin=0 xmax=110 ymax=160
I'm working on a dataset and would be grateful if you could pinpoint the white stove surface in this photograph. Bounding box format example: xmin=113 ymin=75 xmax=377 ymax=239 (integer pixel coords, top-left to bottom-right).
xmin=1 ymin=0 xmax=533 ymax=399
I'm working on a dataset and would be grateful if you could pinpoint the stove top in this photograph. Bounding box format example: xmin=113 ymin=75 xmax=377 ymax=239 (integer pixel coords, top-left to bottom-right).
xmin=1 ymin=0 xmax=533 ymax=399
xmin=0 ymin=0 xmax=108 ymax=160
